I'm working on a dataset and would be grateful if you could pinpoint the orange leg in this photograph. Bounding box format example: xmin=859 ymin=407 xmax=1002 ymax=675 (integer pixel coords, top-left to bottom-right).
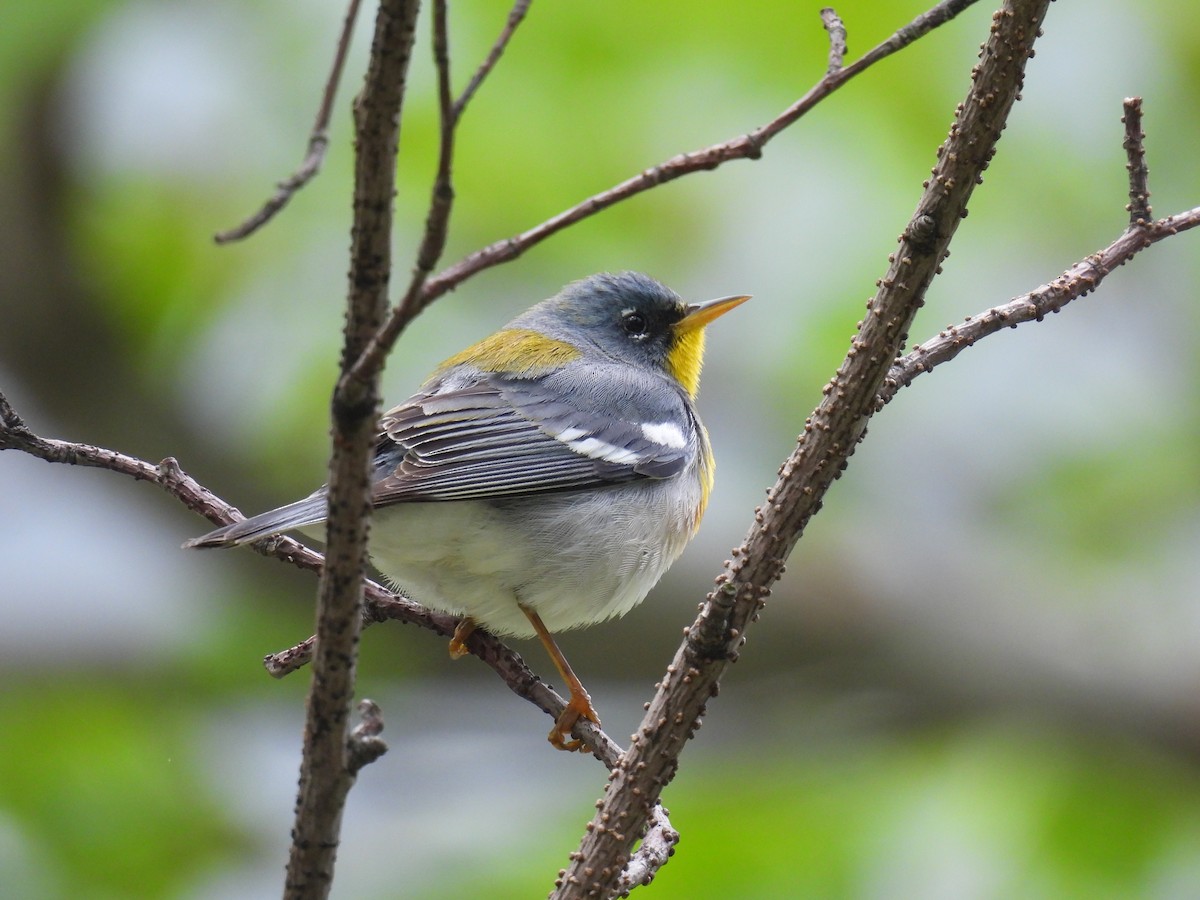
xmin=520 ymin=604 xmax=600 ymax=752
xmin=448 ymin=617 xmax=476 ymax=659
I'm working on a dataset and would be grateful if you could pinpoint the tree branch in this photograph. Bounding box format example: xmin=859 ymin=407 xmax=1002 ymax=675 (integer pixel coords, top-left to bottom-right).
xmin=552 ymin=2 xmax=1053 ymax=895
xmin=283 ymin=1 xmax=419 ymax=897
xmin=883 ymin=208 xmax=1200 ymax=401
xmin=214 ymin=0 xmax=364 ymax=243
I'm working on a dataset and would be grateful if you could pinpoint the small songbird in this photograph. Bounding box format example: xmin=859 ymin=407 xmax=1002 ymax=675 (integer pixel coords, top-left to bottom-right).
xmin=185 ymin=272 xmax=748 ymax=750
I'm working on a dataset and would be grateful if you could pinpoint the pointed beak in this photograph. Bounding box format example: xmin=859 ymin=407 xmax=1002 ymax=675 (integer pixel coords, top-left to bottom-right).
xmin=676 ymin=294 xmax=751 ymax=333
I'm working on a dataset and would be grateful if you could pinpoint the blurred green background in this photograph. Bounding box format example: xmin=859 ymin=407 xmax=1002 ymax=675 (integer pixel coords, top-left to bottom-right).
xmin=2 ymin=1 xmax=1199 ymax=898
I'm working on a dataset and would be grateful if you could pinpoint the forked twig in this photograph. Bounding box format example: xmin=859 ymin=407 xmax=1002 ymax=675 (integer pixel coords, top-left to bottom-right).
xmin=883 ymin=98 xmax=1194 ymax=402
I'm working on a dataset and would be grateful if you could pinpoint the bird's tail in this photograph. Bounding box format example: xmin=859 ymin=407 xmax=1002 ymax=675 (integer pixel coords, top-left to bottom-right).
xmin=182 ymin=493 xmax=328 ymax=549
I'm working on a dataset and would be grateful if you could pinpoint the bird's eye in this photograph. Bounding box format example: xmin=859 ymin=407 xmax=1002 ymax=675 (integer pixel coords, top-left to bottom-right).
xmin=621 ymin=310 xmax=648 ymax=337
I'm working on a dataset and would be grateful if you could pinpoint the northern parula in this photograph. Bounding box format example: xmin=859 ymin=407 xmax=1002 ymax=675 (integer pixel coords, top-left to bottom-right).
xmin=186 ymin=271 xmax=748 ymax=750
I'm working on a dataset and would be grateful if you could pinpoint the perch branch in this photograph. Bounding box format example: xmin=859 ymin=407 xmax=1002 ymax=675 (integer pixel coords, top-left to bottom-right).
xmin=552 ymin=2 xmax=1054 ymax=896
xmin=264 ymin=591 xmax=681 ymax=874
xmin=2 ymin=392 xmax=685 ymax=883
xmin=214 ymin=0 xmax=364 ymax=243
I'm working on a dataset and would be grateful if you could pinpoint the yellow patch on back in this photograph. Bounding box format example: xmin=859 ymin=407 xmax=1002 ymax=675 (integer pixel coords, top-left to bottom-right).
xmin=434 ymin=328 xmax=582 ymax=378
xmin=666 ymin=328 xmax=706 ymax=399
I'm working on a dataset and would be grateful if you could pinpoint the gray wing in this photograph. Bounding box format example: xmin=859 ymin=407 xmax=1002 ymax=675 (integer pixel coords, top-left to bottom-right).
xmin=371 ymin=363 xmax=698 ymax=504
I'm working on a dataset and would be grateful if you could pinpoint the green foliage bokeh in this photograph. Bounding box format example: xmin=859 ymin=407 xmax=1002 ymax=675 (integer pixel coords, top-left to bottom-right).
xmin=1 ymin=1 xmax=1198 ymax=898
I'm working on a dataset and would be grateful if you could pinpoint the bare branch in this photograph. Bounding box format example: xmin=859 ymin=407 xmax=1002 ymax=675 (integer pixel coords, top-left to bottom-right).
xmin=214 ymin=0 xmax=364 ymax=244
xmin=454 ymin=0 xmax=533 ymax=118
xmin=882 ymin=99 xmax=1188 ymax=402
xmin=821 ymin=7 xmax=848 ymax=73
xmin=1122 ymin=97 xmax=1152 ymax=226
xmin=552 ymin=2 xmax=1054 ymax=895
xmin=340 ymin=0 xmax=463 ymax=391
xmin=857 ymin=0 xmax=979 ymax=69
xmin=0 ymin=413 xmax=240 ymax=529
xmin=0 ymin=389 xmax=618 ymax=764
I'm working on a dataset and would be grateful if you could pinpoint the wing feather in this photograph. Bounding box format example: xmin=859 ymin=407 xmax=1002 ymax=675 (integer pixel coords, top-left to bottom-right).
xmin=370 ymin=365 xmax=696 ymax=505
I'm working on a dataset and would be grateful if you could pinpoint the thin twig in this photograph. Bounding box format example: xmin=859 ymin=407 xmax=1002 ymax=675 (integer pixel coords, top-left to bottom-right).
xmin=1122 ymin=97 xmax=1152 ymax=226
xmin=821 ymin=7 xmax=848 ymax=73
xmin=883 ymin=99 xmax=1184 ymax=402
xmin=389 ymin=0 xmax=459 ymax=308
xmin=214 ymin=0 xmax=364 ymax=243
xmin=454 ymin=0 xmax=533 ymax=118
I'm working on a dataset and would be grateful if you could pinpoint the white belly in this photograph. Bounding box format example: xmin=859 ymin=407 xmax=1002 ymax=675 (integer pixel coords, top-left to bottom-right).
xmin=366 ymin=478 xmax=700 ymax=638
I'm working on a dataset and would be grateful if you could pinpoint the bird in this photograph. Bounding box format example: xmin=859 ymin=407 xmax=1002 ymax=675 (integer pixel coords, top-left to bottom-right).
xmin=185 ymin=271 xmax=748 ymax=751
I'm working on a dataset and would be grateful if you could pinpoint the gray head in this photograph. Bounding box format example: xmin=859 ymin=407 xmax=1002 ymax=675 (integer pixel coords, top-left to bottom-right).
xmin=512 ymin=272 xmax=748 ymax=396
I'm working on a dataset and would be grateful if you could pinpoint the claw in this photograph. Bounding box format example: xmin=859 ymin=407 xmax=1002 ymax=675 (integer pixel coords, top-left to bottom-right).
xmin=448 ymin=617 xmax=476 ymax=660
xmin=548 ymin=690 xmax=601 ymax=752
